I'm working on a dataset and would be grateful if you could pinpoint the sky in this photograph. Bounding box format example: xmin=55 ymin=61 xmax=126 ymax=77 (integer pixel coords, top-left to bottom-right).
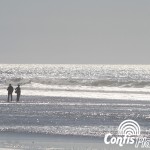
xmin=0 ymin=0 xmax=150 ymax=64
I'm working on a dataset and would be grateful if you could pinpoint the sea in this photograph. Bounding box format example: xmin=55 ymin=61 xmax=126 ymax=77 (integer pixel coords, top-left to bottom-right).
xmin=0 ymin=64 xmax=150 ymax=149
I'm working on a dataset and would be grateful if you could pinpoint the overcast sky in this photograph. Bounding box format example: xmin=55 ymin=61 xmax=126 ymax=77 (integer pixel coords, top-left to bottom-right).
xmin=0 ymin=0 xmax=150 ymax=64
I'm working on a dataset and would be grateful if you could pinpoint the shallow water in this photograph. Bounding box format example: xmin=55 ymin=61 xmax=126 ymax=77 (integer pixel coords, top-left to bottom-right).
xmin=0 ymin=97 xmax=149 ymax=149
xmin=0 ymin=96 xmax=150 ymax=138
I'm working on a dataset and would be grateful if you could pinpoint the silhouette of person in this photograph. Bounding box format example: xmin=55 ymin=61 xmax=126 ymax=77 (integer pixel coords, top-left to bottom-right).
xmin=7 ymin=84 xmax=14 ymax=102
xmin=15 ymin=84 xmax=21 ymax=102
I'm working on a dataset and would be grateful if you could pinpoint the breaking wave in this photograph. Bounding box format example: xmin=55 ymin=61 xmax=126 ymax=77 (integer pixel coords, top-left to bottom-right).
xmin=3 ymin=77 xmax=150 ymax=88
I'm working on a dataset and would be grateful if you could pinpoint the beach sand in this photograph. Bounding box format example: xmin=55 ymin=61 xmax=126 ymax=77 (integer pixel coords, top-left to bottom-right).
xmin=0 ymin=132 xmax=144 ymax=150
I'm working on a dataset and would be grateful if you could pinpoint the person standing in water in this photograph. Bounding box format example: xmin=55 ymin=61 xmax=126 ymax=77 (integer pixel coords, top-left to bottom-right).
xmin=7 ymin=84 xmax=14 ymax=102
xmin=15 ymin=84 xmax=21 ymax=102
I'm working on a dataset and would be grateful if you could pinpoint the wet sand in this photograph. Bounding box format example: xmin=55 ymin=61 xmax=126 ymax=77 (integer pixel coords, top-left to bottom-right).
xmin=0 ymin=132 xmax=145 ymax=150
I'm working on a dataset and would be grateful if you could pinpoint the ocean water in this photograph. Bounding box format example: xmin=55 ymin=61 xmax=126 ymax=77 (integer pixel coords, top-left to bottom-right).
xmin=1 ymin=64 xmax=150 ymax=100
xmin=0 ymin=64 xmax=150 ymax=148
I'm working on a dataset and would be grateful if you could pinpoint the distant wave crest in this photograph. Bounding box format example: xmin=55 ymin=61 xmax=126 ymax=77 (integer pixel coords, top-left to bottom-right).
xmin=3 ymin=77 xmax=150 ymax=88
